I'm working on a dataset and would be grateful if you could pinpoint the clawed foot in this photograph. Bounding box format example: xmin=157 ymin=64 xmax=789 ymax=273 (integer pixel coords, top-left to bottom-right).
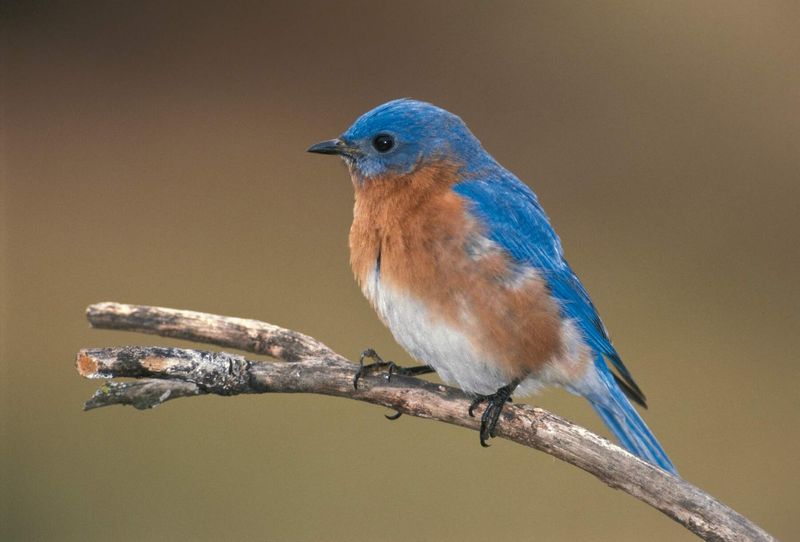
xmin=353 ymin=348 xmax=436 ymax=420
xmin=353 ymin=349 xmax=434 ymax=390
xmin=468 ymin=381 xmax=520 ymax=447
xmin=353 ymin=348 xmax=398 ymax=390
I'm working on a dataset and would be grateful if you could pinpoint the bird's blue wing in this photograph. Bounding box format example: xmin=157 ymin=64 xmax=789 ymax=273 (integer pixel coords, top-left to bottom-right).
xmin=453 ymin=173 xmax=645 ymax=405
xmin=452 ymin=169 xmax=678 ymax=473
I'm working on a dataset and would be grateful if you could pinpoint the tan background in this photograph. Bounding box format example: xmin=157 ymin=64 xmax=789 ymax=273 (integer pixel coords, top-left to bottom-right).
xmin=2 ymin=2 xmax=798 ymax=540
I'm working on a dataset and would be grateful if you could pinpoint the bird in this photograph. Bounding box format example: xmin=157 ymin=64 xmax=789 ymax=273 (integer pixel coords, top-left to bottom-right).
xmin=308 ymin=98 xmax=677 ymax=475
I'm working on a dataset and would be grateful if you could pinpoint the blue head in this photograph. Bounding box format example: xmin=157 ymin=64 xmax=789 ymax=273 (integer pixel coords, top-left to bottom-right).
xmin=308 ymin=99 xmax=490 ymax=181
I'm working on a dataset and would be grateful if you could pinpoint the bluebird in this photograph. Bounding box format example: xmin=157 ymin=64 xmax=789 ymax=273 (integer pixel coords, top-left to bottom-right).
xmin=308 ymin=99 xmax=677 ymax=474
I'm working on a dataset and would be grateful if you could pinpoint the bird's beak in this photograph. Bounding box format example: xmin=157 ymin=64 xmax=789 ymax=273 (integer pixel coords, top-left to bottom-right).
xmin=306 ymin=138 xmax=357 ymax=157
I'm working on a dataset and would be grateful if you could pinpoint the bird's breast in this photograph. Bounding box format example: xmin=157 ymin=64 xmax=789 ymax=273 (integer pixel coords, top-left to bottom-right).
xmin=348 ymin=163 xmax=574 ymax=389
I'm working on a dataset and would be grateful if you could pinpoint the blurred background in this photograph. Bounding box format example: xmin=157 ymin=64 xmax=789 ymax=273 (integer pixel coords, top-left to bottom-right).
xmin=2 ymin=2 xmax=798 ymax=540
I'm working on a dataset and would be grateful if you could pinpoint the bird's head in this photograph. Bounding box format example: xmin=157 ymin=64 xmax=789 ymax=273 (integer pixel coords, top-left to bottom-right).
xmin=308 ymin=99 xmax=486 ymax=183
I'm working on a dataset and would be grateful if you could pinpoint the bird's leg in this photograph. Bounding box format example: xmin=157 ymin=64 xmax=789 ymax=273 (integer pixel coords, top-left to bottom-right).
xmin=353 ymin=348 xmax=436 ymax=420
xmin=468 ymin=378 xmax=522 ymax=447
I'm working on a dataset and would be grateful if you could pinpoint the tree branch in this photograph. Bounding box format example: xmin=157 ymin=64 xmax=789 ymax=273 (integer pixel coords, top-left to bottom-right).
xmin=85 ymin=301 xmax=339 ymax=363
xmin=77 ymin=302 xmax=773 ymax=542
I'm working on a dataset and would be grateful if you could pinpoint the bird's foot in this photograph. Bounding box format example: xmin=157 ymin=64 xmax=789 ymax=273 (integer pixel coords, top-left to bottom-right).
xmin=353 ymin=348 xmax=436 ymax=420
xmin=353 ymin=348 xmax=395 ymax=389
xmin=468 ymin=380 xmax=520 ymax=447
xmin=353 ymin=349 xmax=434 ymax=389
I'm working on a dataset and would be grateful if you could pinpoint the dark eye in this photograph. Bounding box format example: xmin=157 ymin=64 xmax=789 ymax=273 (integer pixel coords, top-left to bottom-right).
xmin=372 ymin=134 xmax=395 ymax=153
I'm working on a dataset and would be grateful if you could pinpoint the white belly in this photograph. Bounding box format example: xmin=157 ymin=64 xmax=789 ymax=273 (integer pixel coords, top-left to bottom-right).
xmin=362 ymin=268 xmax=595 ymax=398
xmin=363 ymin=269 xmax=548 ymax=395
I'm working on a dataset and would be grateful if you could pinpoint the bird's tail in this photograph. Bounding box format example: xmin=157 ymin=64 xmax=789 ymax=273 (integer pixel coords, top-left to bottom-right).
xmin=581 ymin=357 xmax=678 ymax=475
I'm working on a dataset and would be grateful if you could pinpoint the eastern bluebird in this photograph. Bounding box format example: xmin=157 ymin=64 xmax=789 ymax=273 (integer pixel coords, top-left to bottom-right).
xmin=308 ymin=99 xmax=677 ymax=474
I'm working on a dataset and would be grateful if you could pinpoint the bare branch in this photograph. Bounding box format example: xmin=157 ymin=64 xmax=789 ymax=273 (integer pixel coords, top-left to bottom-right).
xmin=78 ymin=303 xmax=774 ymax=542
xmin=86 ymin=302 xmax=340 ymax=363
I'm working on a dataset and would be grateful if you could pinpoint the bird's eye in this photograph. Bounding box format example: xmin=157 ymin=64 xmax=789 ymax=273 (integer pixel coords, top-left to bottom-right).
xmin=372 ymin=134 xmax=395 ymax=153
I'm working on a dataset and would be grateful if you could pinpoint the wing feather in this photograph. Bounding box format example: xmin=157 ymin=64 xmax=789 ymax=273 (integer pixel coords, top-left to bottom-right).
xmin=453 ymin=173 xmax=646 ymax=406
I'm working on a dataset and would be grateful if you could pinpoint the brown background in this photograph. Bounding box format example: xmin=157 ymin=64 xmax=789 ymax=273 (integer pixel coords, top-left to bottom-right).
xmin=2 ymin=2 xmax=798 ymax=540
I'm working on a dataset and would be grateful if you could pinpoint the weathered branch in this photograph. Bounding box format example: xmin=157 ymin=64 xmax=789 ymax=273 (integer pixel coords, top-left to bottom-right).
xmin=78 ymin=302 xmax=774 ymax=542
xmin=85 ymin=301 xmax=340 ymax=363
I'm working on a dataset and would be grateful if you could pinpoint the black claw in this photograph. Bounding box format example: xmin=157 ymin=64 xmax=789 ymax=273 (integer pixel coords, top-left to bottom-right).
xmin=468 ymin=379 xmax=522 ymax=447
xmin=359 ymin=348 xmax=383 ymax=365
xmin=468 ymin=396 xmax=483 ymax=418
xmin=353 ymin=348 xmax=436 ymax=423
xmin=353 ymin=348 xmax=435 ymax=390
xmin=353 ymin=348 xmax=390 ymax=390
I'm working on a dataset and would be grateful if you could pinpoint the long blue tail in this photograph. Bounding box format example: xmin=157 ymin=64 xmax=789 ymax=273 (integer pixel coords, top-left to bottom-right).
xmin=584 ymin=358 xmax=678 ymax=475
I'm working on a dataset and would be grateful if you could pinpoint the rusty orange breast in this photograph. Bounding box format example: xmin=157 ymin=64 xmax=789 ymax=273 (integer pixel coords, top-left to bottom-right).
xmin=348 ymin=162 xmax=565 ymax=377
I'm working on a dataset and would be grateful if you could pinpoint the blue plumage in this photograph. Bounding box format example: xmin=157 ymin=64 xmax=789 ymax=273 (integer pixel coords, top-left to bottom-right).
xmin=341 ymin=99 xmax=486 ymax=179
xmin=454 ymin=173 xmax=677 ymax=474
xmin=453 ymin=174 xmax=631 ymax=389
xmin=589 ymin=359 xmax=677 ymax=473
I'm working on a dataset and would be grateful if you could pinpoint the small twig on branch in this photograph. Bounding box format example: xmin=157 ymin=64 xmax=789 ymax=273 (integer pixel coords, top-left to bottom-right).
xmin=77 ymin=302 xmax=774 ymax=542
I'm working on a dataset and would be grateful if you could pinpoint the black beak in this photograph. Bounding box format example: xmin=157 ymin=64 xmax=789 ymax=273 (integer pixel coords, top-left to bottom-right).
xmin=307 ymin=138 xmax=355 ymax=157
